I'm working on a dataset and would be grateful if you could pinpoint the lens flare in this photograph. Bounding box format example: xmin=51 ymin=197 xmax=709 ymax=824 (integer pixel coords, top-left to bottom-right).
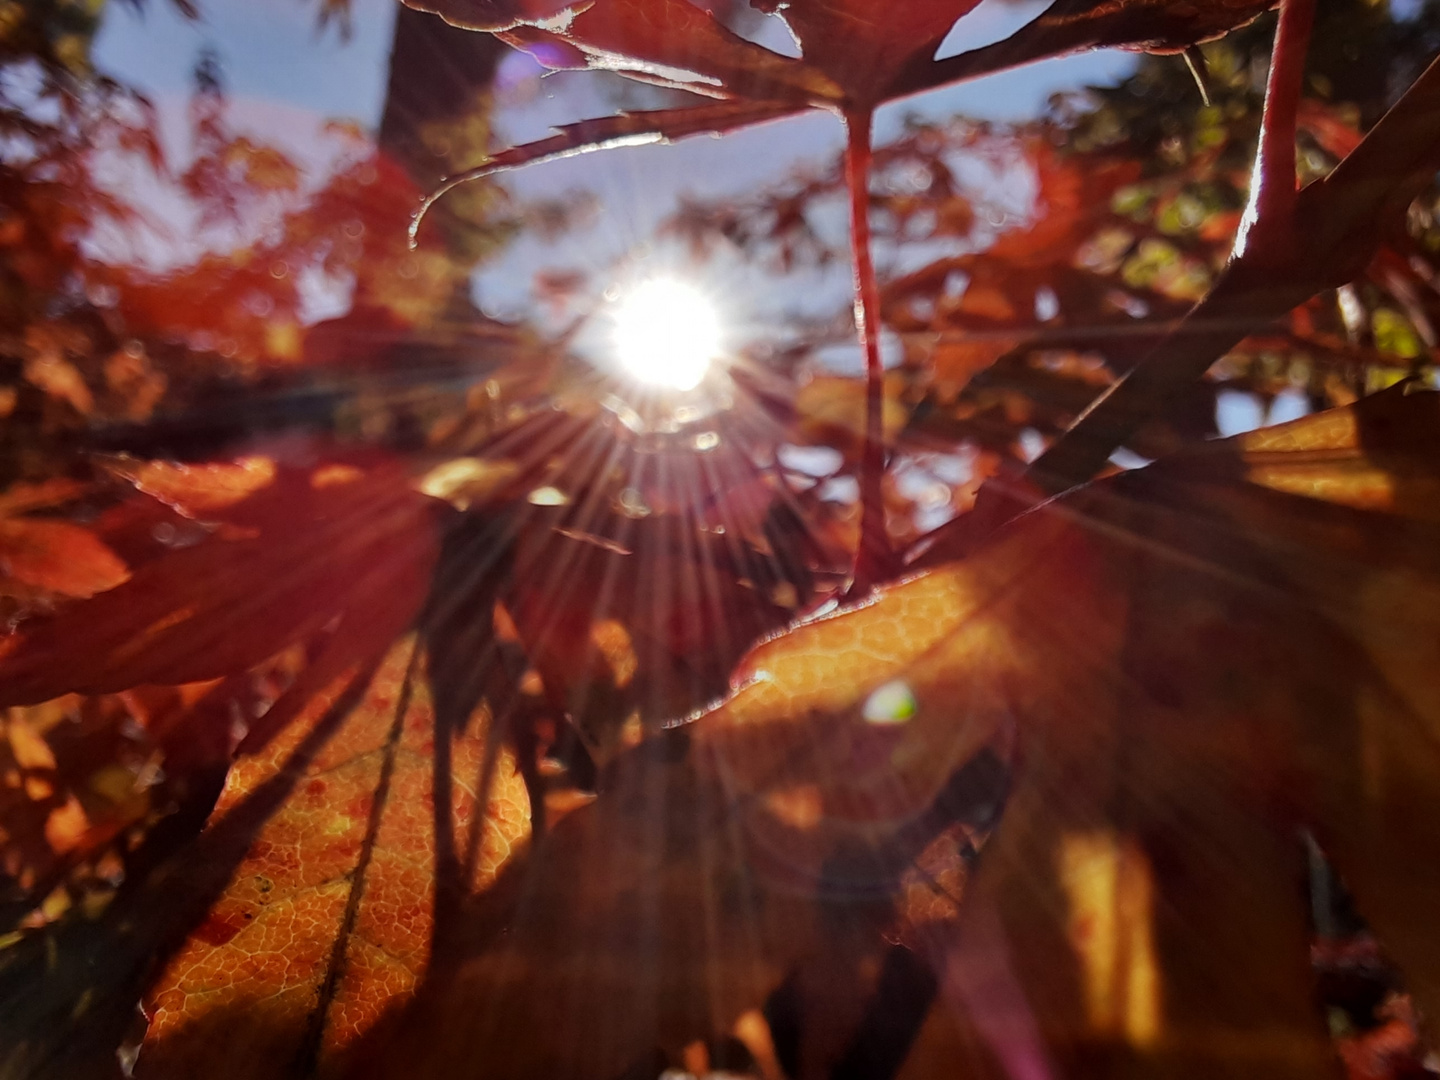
xmin=611 ymin=278 xmax=721 ymax=391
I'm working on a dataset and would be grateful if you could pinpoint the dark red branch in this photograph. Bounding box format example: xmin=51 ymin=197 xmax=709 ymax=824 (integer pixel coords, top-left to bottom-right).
xmin=843 ymin=107 xmax=892 ymax=598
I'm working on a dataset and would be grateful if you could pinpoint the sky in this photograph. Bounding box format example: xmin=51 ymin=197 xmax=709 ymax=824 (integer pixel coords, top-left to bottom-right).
xmin=93 ymin=0 xmax=400 ymax=136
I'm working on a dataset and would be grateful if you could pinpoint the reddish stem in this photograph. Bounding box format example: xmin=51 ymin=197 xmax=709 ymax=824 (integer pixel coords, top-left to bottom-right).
xmin=1234 ymin=0 xmax=1316 ymax=263
xmin=843 ymin=107 xmax=890 ymax=598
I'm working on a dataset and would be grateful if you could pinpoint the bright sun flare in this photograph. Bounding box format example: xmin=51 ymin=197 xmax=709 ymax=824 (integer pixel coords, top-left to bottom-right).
xmin=611 ymin=278 xmax=721 ymax=392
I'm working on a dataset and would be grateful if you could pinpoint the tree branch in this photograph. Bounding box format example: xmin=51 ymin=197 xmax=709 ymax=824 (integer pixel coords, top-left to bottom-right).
xmin=1233 ymin=0 xmax=1315 ymax=262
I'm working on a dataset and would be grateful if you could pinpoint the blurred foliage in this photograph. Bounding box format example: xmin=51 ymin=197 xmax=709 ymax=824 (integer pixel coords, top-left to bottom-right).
xmin=0 ymin=8 xmax=540 ymax=485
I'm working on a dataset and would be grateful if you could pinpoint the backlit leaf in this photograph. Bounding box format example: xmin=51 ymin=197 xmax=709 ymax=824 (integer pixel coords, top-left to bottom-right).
xmin=105 ymin=457 xmax=279 ymax=518
xmin=0 ymin=519 xmax=128 ymax=598
xmin=760 ymin=0 xmax=985 ymax=106
xmin=0 ymin=465 xmax=440 ymax=706
xmin=695 ymin=387 xmax=1440 ymax=1074
xmin=137 ymin=638 xmax=531 ymax=1078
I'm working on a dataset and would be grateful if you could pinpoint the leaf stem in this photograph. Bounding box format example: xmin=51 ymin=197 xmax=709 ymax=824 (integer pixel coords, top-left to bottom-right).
xmin=843 ymin=107 xmax=890 ymax=597
xmin=1233 ymin=0 xmax=1316 ymax=263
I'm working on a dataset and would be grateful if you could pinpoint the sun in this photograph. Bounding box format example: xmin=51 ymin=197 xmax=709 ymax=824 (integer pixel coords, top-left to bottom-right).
xmin=611 ymin=277 xmax=722 ymax=392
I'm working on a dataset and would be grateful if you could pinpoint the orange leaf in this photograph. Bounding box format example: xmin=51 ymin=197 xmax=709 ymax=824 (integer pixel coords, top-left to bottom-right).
xmin=7 ymin=714 xmax=57 ymax=771
xmin=696 ymin=388 xmax=1440 ymax=1075
xmin=506 ymin=520 xmax=790 ymax=754
xmin=0 ymin=518 xmax=129 ymax=598
xmin=138 ymin=638 xmax=531 ymax=1077
xmin=22 ymin=351 xmax=92 ymax=416
xmin=0 ymin=469 xmax=440 ymax=706
xmin=105 ymin=457 xmax=278 ymax=518
xmin=955 ymin=284 xmax=1017 ymax=324
xmin=794 ymin=373 xmax=908 ymax=455
xmin=327 ymin=733 xmax=897 ymax=1080
xmin=988 ymin=145 xmax=1141 ymax=267
xmin=928 ymin=339 xmax=1017 ymax=398
xmin=43 ymin=796 xmax=89 ymax=855
xmin=0 ymin=478 xmax=89 ymax=517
